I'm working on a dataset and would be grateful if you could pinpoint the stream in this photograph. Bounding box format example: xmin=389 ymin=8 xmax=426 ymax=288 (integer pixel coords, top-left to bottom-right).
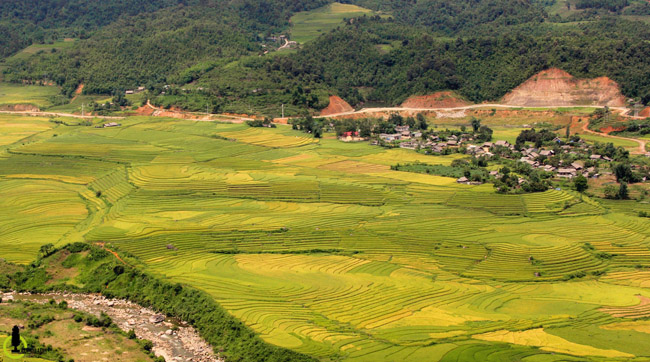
xmin=2 ymin=291 xmax=222 ymax=362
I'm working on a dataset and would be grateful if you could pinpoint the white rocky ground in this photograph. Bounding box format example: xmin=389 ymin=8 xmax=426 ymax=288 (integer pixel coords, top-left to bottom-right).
xmin=3 ymin=292 xmax=223 ymax=362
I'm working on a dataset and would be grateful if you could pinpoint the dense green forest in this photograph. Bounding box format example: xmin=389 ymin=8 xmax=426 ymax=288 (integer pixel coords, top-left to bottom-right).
xmin=2 ymin=0 xmax=650 ymax=114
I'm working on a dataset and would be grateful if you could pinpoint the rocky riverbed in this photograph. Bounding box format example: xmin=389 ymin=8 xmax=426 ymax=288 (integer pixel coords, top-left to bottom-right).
xmin=2 ymin=291 xmax=222 ymax=362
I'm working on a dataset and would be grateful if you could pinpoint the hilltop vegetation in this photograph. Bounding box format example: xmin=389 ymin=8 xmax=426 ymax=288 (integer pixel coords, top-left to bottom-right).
xmin=1 ymin=0 xmax=650 ymax=115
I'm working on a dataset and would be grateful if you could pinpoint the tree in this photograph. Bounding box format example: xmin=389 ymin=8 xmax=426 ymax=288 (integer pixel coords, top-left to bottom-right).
xmin=406 ymin=117 xmax=416 ymax=128
xmin=38 ymin=243 xmax=55 ymax=258
xmin=574 ymin=175 xmax=588 ymax=192
xmin=614 ymin=163 xmax=640 ymax=183
xmin=604 ymin=184 xmax=618 ymax=199
xmin=476 ymin=125 xmax=493 ymax=142
xmin=618 ymin=182 xmax=629 ymax=200
xmin=416 ymin=113 xmax=428 ymax=130
xmin=11 ymin=325 xmax=20 ymax=352
xmin=470 ymin=117 xmax=481 ymax=132
xmin=388 ymin=113 xmax=404 ymax=126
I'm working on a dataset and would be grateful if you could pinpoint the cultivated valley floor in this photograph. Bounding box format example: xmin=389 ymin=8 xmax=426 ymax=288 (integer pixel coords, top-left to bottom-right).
xmin=1 ymin=115 xmax=650 ymax=361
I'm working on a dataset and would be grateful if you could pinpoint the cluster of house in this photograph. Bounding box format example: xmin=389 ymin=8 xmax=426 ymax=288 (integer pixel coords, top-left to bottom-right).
xmin=520 ymin=148 xmax=610 ymax=179
xmin=338 ymin=124 xmax=650 ymax=183
xmin=372 ymin=126 xmax=424 ymax=148
xmin=262 ymin=34 xmax=298 ymax=53
xmin=125 ymin=87 xmax=146 ymax=95
xmin=470 ymin=139 xmax=607 ymax=179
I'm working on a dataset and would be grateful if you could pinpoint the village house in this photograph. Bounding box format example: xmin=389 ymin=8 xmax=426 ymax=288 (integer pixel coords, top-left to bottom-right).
xmin=399 ymin=141 xmax=418 ymax=150
xmin=395 ymin=125 xmax=410 ymax=133
xmin=103 ymin=122 xmax=121 ymax=128
xmin=557 ymin=168 xmax=577 ymax=178
xmin=380 ymin=133 xmax=401 ymax=141
xmin=340 ymin=131 xmax=365 ymax=142
xmin=494 ymin=140 xmax=511 ymax=148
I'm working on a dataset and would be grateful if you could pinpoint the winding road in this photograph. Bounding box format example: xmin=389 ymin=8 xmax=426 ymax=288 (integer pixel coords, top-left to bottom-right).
xmin=314 ymin=104 xmax=629 ymax=118
xmin=577 ymin=117 xmax=647 ymax=154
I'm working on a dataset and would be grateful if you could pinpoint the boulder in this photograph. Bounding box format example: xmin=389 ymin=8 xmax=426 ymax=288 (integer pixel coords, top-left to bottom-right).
xmin=149 ymin=314 xmax=165 ymax=324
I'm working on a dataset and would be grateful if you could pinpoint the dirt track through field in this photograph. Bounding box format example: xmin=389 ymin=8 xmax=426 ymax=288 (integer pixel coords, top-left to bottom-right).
xmin=577 ymin=117 xmax=647 ymax=154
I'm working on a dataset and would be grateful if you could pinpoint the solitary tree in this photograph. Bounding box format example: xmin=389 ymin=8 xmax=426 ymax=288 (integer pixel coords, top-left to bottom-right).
xmin=618 ymin=182 xmax=629 ymax=200
xmin=470 ymin=117 xmax=481 ymax=132
xmin=574 ymin=175 xmax=588 ymax=192
xmin=11 ymin=325 xmax=20 ymax=352
xmin=416 ymin=113 xmax=428 ymax=130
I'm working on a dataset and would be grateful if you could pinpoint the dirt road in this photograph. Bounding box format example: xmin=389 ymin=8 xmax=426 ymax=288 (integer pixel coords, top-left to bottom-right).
xmin=144 ymin=100 xmax=253 ymax=122
xmin=0 ymin=110 xmax=124 ymax=119
xmin=579 ymin=118 xmax=647 ymax=154
xmin=0 ymin=102 xmax=253 ymax=123
xmin=314 ymin=104 xmax=630 ymax=119
xmin=314 ymin=103 xmax=628 ymax=118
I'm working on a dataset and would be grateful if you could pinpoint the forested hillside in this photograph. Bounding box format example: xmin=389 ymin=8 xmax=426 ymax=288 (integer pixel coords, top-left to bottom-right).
xmin=2 ymin=0 xmax=650 ymax=114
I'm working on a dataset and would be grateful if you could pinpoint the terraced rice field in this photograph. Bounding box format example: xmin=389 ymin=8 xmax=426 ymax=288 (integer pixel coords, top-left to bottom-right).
xmin=290 ymin=3 xmax=378 ymax=44
xmin=2 ymin=114 xmax=650 ymax=361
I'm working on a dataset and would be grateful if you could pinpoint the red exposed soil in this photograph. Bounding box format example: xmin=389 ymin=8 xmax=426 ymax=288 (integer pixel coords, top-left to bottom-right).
xmin=0 ymin=104 xmax=40 ymax=112
xmin=571 ymin=115 xmax=647 ymax=154
xmin=640 ymin=107 xmax=650 ymax=118
xmin=74 ymin=84 xmax=84 ymax=94
xmin=273 ymin=117 xmax=289 ymax=124
xmin=320 ymin=95 xmax=354 ymax=116
xmin=400 ymin=91 xmax=470 ymax=108
xmin=502 ymin=68 xmax=626 ymax=107
xmin=95 ymin=242 xmax=127 ymax=266
xmin=327 ymin=110 xmax=438 ymax=120
xmin=134 ymin=105 xmax=155 ymax=116
xmin=600 ymin=125 xmax=626 ymax=134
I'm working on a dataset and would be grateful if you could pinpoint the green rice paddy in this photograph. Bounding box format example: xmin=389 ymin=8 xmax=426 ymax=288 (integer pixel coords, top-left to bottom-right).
xmin=290 ymin=3 xmax=378 ymax=43
xmin=1 ymin=113 xmax=650 ymax=361
xmin=576 ymin=132 xmax=640 ymax=151
xmin=0 ymin=83 xmax=60 ymax=108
